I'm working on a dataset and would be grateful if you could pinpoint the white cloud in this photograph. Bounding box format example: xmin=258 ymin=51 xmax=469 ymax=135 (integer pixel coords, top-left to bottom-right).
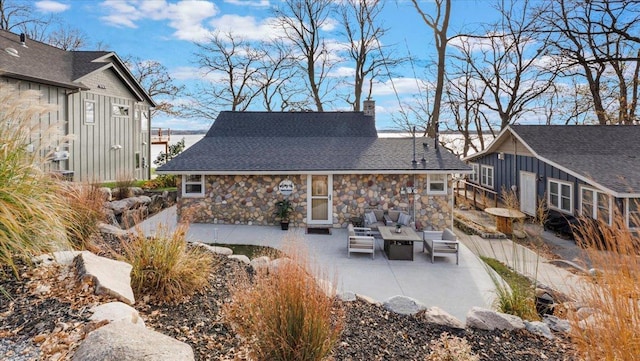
xmin=329 ymin=66 xmax=355 ymax=78
xmin=224 ymin=0 xmax=270 ymax=8
xmin=208 ymin=14 xmax=282 ymax=41
xmin=368 ymin=77 xmax=422 ymax=96
xmin=35 ymin=1 xmax=70 ymax=13
xmin=99 ymin=0 xmax=218 ymax=41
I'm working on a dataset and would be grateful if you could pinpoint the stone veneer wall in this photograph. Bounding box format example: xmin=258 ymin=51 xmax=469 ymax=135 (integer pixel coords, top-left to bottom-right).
xmin=332 ymin=174 xmax=453 ymax=230
xmin=177 ymin=175 xmax=307 ymax=226
xmin=177 ymin=173 xmax=453 ymax=230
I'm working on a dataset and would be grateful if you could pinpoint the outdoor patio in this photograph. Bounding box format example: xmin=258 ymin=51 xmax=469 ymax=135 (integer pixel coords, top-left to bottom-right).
xmin=138 ymin=206 xmax=497 ymax=321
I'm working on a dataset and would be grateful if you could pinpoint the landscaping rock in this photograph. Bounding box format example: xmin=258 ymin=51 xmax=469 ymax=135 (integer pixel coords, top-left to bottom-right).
xmin=33 ymin=251 xmax=81 ymax=266
xmin=513 ymin=229 xmax=527 ymax=239
xmin=227 ymin=254 xmax=250 ymax=264
xmin=90 ymin=302 xmax=145 ymax=327
xmin=74 ymin=252 xmax=135 ymax=305
xmin=419 ymin=306 xmax=465 ymax=329
xmin=543 ymin=314 xmax=571 ymax=333
xmin=99 ymin=187 xmax=112 ymax=201
xmin=524 ymin=320 xmax=554 ymax=340
xmin=193 ymin=242 xmax=233 ymax=256
xmin=338 ymin=291 xmax=357 ymax=302
xmin=383 ymin=295 xmax=426 ymax=315
xmin=356 ymin=294 xmax=381 ymax=306
xmin=466 ymin=307 xmax=525 ymax=331
xmin=98 ymin=222 xmax=129 ymax=237
xmin=72 ymin=320 xmax=194 ymax=361
xmin=250 ymin=256 xmax=270 ymax=269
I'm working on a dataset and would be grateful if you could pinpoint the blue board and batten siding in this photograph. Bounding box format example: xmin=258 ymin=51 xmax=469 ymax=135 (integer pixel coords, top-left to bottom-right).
xmin=472 ymin=152 xmax=585 ymax=214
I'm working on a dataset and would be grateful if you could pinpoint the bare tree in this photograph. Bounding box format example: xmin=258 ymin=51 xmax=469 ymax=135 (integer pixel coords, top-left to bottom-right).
xmin=255 ymin=40 xmax=304 ymax=111
xmin=410 ymin=0 xmax=451 ymax=137
xmin=47 ymin=27 xmax=87 ymax=50
xmin=0 ymin=0 xmax=42 ymax=31
xmin=124 ymin=56 xmax=185 ymax=118
xmin=451 ymin=0 xmax=560 ymax=130
xmin=190 ymin=32 xmax=265 ymax=119
xmin=339 ymin=0 xmax=403 ymax=111
xmin=274 ymin=0 xmax=337 ymax=111
xmin=538 ymin=0 xmax=640 ymax=124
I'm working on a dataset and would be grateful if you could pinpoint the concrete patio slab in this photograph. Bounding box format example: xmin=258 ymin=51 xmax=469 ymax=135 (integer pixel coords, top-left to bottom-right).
xmin=136 ymin=206 xmax=497 ymax=321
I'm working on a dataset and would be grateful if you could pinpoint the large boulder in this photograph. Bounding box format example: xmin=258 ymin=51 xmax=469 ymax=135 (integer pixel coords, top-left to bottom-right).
xmin=90 ymin=302 xmax=145 ymax=327
xmin=466 ymin=307 xmax=525 ymax=331
xmin=383 ymin=295 xmax=427 ymax=315
xmin=74 ymin=252 xmax=135 ymax=305
xmin=72 ymin=320 xmax=194 ymax=361
xmin=419 ymin=306 xmax=465 ymax=329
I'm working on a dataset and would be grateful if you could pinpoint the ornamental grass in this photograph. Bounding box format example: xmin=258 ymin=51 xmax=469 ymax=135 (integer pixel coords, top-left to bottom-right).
xmin=0 ymin=84 xmax=71 ymax=276
xmin=223 ymin=234 xmax=344 ymax=361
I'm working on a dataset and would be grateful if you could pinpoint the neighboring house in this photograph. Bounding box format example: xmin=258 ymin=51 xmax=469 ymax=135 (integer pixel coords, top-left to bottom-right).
xmin=0 ymin=30 xmax=156 ymax=182
xmin=156 ymin=108 xmax=471 ymax=229
xmin=463 ymin=125 xmax=640 ymax=230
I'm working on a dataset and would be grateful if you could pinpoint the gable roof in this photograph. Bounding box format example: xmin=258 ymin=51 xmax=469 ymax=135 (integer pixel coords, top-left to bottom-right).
xmin=466 ymin=125 xmax=640 ymax=197
xmin=0 ymin=30 xmax=155 ymax=106
xmin=157 ymin=111 xmax=470 ymax=174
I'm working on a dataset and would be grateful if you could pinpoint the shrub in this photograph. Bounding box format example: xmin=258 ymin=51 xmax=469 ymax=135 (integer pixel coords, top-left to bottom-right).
xmin=482 ymin=256 xmax=540 ymax=321
xmin=223 ymin=235 xmax=343 ymax=361
xmin=59 ymin=181 xmax=107 ymax=251
xmin=568 ymin=214 xmax=640 ymax=360
xmin=114 ymin=171 xmax=135 ymax=200
xmin=0 ymin=84 xmax=71 ymax=275
xmin=120 ymin=223 xmax=214 ymax=303
xmin=427 ymin=332 xmax=479 ymax=361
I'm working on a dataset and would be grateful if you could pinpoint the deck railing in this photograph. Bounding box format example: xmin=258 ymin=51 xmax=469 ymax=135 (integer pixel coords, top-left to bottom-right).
xmin=454 ymin=179 xmax=499 ymax=209
xmin=151 ymin=127 xmax=170 ymax=144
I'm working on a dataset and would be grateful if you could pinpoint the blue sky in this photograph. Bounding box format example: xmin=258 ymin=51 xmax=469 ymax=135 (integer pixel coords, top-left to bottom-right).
xmin=33 ymin=0 xmax=498 ymax=130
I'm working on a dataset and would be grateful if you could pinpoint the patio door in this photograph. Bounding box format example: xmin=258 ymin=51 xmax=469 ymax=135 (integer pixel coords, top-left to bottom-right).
xmin=307 ymin=174 xmax=333 ymax=224
xmin=520 ymin=171 xmax=537 ymax=216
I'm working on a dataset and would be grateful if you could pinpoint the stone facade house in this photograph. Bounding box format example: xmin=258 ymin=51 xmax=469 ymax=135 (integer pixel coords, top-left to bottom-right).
xmin=157 ymin=110 xmax=471 ymax=230
xmin=0 ymin=30 xmax=156 ymax=182
xmin=464 ymin=125 xmax=640 ymax=230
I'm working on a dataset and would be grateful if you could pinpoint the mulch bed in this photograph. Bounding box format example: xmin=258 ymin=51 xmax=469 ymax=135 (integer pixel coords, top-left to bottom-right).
xmin=1 ymin=250 xmax=579 ymax=361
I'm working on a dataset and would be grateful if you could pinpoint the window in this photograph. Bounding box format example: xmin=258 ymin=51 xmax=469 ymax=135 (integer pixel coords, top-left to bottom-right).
xmin=469 ymin=163 xmax=479 ymax=183
xmin=84 ymin=100 xmax=95 ymax=124
xmin=628 ymin=198 xmax=640 ymax=229
xmin=549 ymin=179 xmax=572 ymax=213
xmin=480 ymin=165 xmax=494 ymax=188
xmin=111 ymin=103 xmax=130 ymax=118
xmin=581 ymin=187 xmax=611 ymax=224
xmin=182 ymin=175 xmax=204 ymax=197
xmin=141 ymin=110 xmax=149 ymax=131
xmin=427 ymin=174 xmax=447 ymax=194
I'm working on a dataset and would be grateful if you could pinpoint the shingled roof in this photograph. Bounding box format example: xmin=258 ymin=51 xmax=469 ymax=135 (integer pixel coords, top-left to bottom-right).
xmin=0 ymin=30 xmax=155 ymax=105
xmin=157 ymin=111 xmax=470 ymax=174
xmin=470 ymin=125 xmax=640 ymax=196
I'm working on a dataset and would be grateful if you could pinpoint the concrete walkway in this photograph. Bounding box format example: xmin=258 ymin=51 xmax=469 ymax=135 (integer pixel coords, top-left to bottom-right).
xmin=137 ymin=206 xmax=496 ymax=321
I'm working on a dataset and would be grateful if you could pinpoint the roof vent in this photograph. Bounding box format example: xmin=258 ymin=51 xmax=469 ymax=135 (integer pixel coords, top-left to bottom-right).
xmin=19 ymin=33 xmax=27 ymax=47
xmin=4 ymin=47 xmax=19 ymax=57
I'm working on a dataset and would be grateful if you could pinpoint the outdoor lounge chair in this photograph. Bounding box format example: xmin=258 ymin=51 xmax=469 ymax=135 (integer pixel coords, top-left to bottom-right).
xmin=422 ymin=229 xmax=459 ymax=265
xmin=347 ymin=224 xmax=375 ymax=259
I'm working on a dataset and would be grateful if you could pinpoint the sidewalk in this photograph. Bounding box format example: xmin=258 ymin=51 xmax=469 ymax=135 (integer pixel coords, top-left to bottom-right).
xmin=137 ymin=206 xmax=497 ymax=321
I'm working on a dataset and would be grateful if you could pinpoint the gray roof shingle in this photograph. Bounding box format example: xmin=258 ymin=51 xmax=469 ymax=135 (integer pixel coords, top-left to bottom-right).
xmin=158 ymin=111 xmax=470 ymax=173
xmin=510 ymin=125 xmax=640 ymax=195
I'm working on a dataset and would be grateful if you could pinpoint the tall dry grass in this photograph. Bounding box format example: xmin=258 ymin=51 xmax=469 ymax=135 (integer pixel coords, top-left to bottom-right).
xmin=120 ymin=223 xmax=215 ymax=303
xmin=114 ymin=171 xmax=135 ymax=200
xmin=59 ymin=181 xmax=108 ymax=251
xmin=0 ymin=84 xmax=71 ymax=275
xmin=223 ymin=235 xmax=343 ymax=361
xmin=568 ymin=213 xmax=640 ymax=360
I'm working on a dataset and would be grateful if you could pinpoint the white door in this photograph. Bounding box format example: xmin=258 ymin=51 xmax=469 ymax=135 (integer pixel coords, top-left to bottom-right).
xmin=307 ymin=175 xmax=333 ymax=224
xmin=520 ymin=171 xmax=537 ymax=216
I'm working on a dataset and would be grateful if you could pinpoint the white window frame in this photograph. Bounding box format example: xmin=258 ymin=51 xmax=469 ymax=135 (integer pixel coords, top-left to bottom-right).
xmin=111 ymin=102 xmax=130 ymax=119
xmin=84 ymin=100 xmax=95 ymax=124
xmin=182 ymin=175 xmax=204 ymax=198
xmin=427 ymin=174 xmax=447 ymax=195
xmin=580 ymin=186 xmax=612 ymax=224
xmin=141 ymin=109 xmax=149 ymax=131
xmin=627 ymin=198 xmax=640 ymax=230
xmin=469 ymin=163 xmax=479 ymax=183
xmin=548 ymin=178 xmax=573 ymax=214
xmin=480 ymin=165 xmax=494 ymax=189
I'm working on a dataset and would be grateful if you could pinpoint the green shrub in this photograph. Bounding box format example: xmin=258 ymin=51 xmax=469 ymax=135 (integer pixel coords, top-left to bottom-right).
xmin=120 ymin=223 xmax=214 ymax=303
xmin=0 ymin=84 xmax=71 ymax=275
xmin=481 ymin=256 xmax=539 ymax=321
xmin=223 ymin=236 xmax=343 ymax=361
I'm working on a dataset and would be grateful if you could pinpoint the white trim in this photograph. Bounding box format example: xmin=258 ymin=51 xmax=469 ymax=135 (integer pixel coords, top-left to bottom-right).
xmin=307 ymin=174 xmax=333 ymax=224
xmin=427 ymin=174 xmax=447 ymax=195
xmin=548 ymin=178 xmax=573 ymax=214
xmin=111 ymin=101 xmax=130 ymax=118
xmin=157 ymin=169 xmax=472 ymax=176
xmin=84 ymin=99 xmax=95 ymax=124
xmin=519 ymin=171 xmax=537 ymax=216
xmin=182 ymin=174 xmax=204 ymax=198
xmin=469 ymin=163 xmax=479 ymax=183
xmin=480 ymin=165 xmax=494 ymax=189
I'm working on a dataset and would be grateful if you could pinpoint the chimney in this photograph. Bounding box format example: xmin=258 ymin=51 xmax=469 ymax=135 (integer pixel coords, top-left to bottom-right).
xmin=363 ymin=99 xmax=375 ymax=121
xmin=19 ymin=33 xmax=27 ymax=47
